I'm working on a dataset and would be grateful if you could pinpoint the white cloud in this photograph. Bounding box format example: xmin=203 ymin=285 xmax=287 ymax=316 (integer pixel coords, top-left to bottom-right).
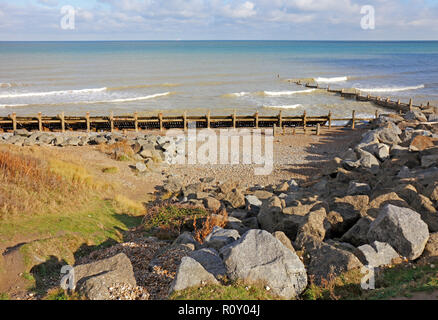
xmin=222 ymin=1 xmax=257 ymax=19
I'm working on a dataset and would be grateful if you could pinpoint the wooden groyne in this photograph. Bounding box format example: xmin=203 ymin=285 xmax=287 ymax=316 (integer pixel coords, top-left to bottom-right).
xmin=0 ymin=110 xmax=376 ymax=135
xmin=293 ymin=80 xmax=436 ymax=113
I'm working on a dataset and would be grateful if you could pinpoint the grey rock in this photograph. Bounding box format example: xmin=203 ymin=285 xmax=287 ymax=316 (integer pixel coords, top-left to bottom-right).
xmin=341 ymin=216 xmax=374 ymax=247
xmin=357 ymin=241 xmax=400 ymax=267
xmin=135 ymin=162 xmax=147 ymax=172
xmin=347 ymin=181 xmax=371 ymax=195
xmin=421 ymin=155 xmax=438 ymax=168
xmin=367 ymin=204 xmax=429 ymax=260
xmin=205 ymin=227 xmax=240 ymax=251
xmin=169 ymin=257 xmax=219 ymax=293
xmin=257 ymin=196 xmax=283 ymax=232
xmin=189 ymin=248 xmax=227 ymax=278
xmin=307 ymin=242 xmax=363 ymax=285
xmin=74 ymin=253 xmax=136 ymax=300
xmin=173 ymin=232 xmax=200 ymax=248
xmin=220 ymin=230 xmax=307 ymax=299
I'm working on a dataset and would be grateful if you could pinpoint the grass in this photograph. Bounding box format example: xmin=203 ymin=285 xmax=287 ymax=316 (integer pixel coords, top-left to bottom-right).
xmin=143 ymin=204 xmax=209 ymax=240
xmin=0 ymin=293 xmax=9 ymax=300
xmin=170 ymin=281 xmax=281 ymax=300
xmin=112 ymin=194 xmax=146 ymax=216
xmin=302 ymin=263 xmax=438 ymax=300
xmin=102 ymin=166 xmax=119 ymax=174
xmin=44 ymin=288 xmax=83 ymax=300
xmin=97 ymin=140 xmax=135 ymax=162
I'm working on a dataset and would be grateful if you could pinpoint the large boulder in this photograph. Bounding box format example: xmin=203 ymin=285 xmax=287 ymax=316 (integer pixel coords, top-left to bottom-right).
xmin=367 ymin=204 xmax=429 ymax=260
xmin=410 ymin=135 xmax=435 ymax=152
xmin=307 ymin=242 xmax=363 ymax=285
xmin=356 ymin=241 xmax=400 ymax=267
xmin=73 ymin=253 xmax=136 ymax=300
xmin=421 ymin=232 xmax=438 ymax=261
xmin=223 ymin=190 xmax=246 ymax=209
xmin=169 ymin=256 xmax=219 ymax=293
xmin=220 ymin=230 xmax=307 ymax=299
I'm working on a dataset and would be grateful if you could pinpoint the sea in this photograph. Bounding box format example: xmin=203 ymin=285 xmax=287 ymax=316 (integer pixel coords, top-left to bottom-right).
xmin=0 ymin=41 xmax=437 ymax=118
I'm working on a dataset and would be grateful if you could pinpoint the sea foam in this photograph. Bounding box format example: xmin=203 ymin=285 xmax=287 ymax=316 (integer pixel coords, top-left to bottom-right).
xmin=355 ymin=85 xmax=425 ymax=93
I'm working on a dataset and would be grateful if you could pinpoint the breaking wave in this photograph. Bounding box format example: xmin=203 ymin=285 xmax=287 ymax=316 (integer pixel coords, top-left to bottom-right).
xmin=355 ymin=85 xmax=425 ymax=93
xmin=314 ymin=76 xmax=349 ymax=83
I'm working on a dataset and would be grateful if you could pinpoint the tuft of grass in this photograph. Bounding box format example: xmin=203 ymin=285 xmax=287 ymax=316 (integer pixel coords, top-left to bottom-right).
xmin=102 ymin=166 xmax=119 ymax=174
xmin=170 ymin=281 xmax=280 ymax=300
xmin=44 ymin=288 xmax=83 ymax=301
xmin=143 ymin=204 xmax=209 ymax=240
xmin=112 ymin=194 xmax=146 ymax=216
xmin=0 ymin=293 xmax=9 ymax=300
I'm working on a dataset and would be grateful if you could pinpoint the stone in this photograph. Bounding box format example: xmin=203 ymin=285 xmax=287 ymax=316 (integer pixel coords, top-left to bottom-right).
xmin=74 ymin=253 xmax=136 ymax=300
xmin=307 ymin=242 xmax=363 ymax=285
xmin=356 ymin=149 xmax=380 ymax=171
xmin=367 ymin=204 xmax=429 ymax=260
xmin=189 ymin=248 xmax=227 ymax=278
xmin=223 ymin=190 xmax=246 ymax=209
xmin=421 ymin=233 xmax=438 ymax=261
xmin=410 ymin=135 xmax=435 ymax=152
xmin=245 ymin=195 xmax=262 ymax=214
xmin=205 ymin=226 xmax=240 ymax=251
xmin=253 ymin=190 xmax=274 ymax=200
xmin=14 ymin=129 xmax=30 ymax=137
xmin=347 ymin=181 xmax=371 ymax=195
xmin=219 ymin=181 xmax=239 ymax=194
xmin=405 ymin=110 xmax=428 ymax=122
xmin=421 ymin=154 xmax=438 ymax=168
xmin=361 ymin=143 xmax=390 ymax=161
xmin=173 ymin=232 xmax=200 ymax=248
xmin=242 ymin=217 xmax=259 ymax=229
xmin=294 ymin=208 xmax=327 ymax=249
xmin=169 ymin=256 xmax=219 ymax=293
xmin=203 ymin=197 xmax=221 ymax=212
xmin=425 ymin=182 xmax=438 ymax=201
xmin=367 ymin=192 xmax=410 ymax=218
xmin=276 ymin=182 xmax=290 ymax=193
xmin=257 ymin=196 xmax=283 ymax=232
xmin=135 ymin=162 xmax=147 ymax=172
xmin=357 ymin=241 xmax=400 ymax=267
xmin=288 ymin=179 xmax=300 ymax=192
xmin=220 ymin=230 xmax=307 ymax=299
xmin=340 ymin=216 xmax=373 ymax=247
xmin=273 ymin=231 xmax=295 ymax=253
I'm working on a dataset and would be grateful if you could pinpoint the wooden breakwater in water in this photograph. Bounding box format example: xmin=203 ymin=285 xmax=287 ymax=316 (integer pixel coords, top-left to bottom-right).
xmin=0 ymin=110 xmax=377 ymax=135
xmin=291 ymin=80 xmax=436 ymax=113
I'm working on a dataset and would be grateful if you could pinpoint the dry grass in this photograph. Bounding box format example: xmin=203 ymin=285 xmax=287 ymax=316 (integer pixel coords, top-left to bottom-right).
xmin=112 ymin=194 xmax=146 ymax=216
xmin=0 ymin=149 xmax=107 ymax=218
xmin=193 ymin=210 xmax=228 ymax=244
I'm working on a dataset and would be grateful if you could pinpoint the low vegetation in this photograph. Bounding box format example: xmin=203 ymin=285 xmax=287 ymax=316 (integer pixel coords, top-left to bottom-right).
xmin=302 ymin=263 xmax=438 ymax=300
xmin=170 ymin=281 xmax=280 ymax=300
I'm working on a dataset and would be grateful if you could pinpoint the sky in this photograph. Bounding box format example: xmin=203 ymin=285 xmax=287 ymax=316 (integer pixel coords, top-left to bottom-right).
xmin=0 ymin=0 xmax=437 ymax=40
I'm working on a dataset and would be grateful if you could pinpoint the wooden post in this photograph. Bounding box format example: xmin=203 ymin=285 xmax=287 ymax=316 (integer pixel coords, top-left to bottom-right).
xmin=409 ymin=98 xmax=413 ymax=111
xmin=273 ymin=124 xmax=277 ymax=137
xmin=278 ymin=111 xmax=283 ymax=130
xmin=110 ymin=112 xmax=114 ymax=133
xmin=327 ymin=85 xmax=330 ymax=92
xmin=303 ymin=111 xmax=307 ymax=134
xmin=11 ymin=112 xmax=17 ymax=131
xmin=328 ymin=111 xmax=332 ymax=129
xmin=183 ymin=111 xmax=187 ymax=132
xmin=255 ymin=111 xmax=259 ymax=129
xmin=206 ymin=110 xmax=211 ymax=129
xmin=397 ymin=100 xmax=401 ymax=109
xmin=37 ymin=112 xmax=42 ymax=132
xmin=59 ymin=112 xmax=65 ymax=133
xmin=367 ymin=94 xmax=371 ymax=101
xmin=158 ymin=112 xmax=163 ymax=132
xmin=375 ymin=110 xmax=379 ymax=119
xmin=134 ymin=112 xmax=138 ymax=132
xmin=86 ymin=112 xmax=90 ymax=133
xmin=232 ymin=110 xmax=236 ymax=129
xmin=427 ymin=102 xmax=430 ymax=108
xmin=316 ymin=123 xmax=321 ymax=136
xmin=352 ymin=110 xmax=356 ymax=130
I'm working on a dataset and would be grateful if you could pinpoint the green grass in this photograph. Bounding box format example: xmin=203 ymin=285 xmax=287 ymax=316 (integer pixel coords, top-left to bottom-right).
xmin=44 ymin=289 xmax=83 ymax=300
xmin=102 ymin=167 xmax=119 ymax=174
xmin=170 ymin=281 xmax=281 ymax=300
xmin=302 ymin=263 xmax=438 ymax=300
xmin=0 ymin=293 xmax=9 ymax=300
xmin=0 ymin=198 xmax=143 ymax=271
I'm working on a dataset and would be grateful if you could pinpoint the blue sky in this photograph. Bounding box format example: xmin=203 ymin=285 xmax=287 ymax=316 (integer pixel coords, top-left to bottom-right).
xmin=0 ymin=0 xmax=437 ymax=40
